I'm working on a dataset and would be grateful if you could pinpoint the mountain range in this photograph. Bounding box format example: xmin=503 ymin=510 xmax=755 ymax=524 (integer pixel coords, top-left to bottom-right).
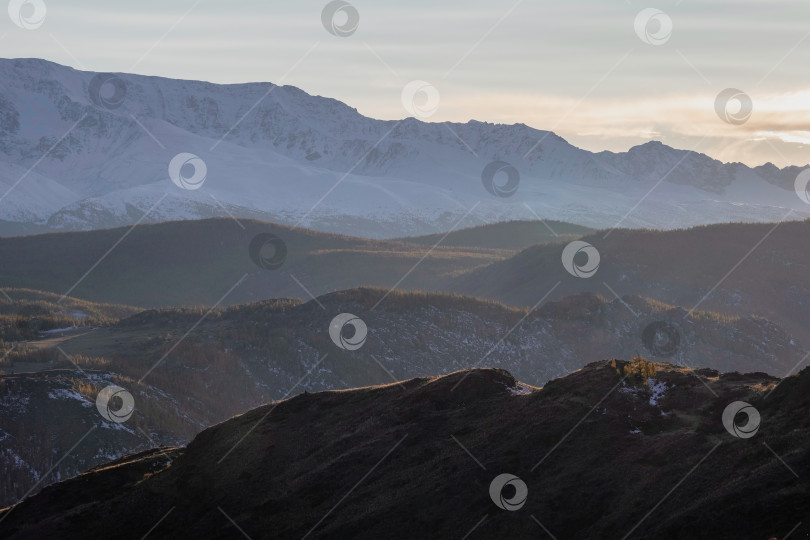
xmin=1 ymin=58 xmax=809 ymax=239
xmin=2 ymin=54 xmax=808 ymax=539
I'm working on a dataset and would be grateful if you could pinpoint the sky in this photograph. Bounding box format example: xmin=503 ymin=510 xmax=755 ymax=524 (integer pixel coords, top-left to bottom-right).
xmin=2 ymin=0 xmax=810 ymax=167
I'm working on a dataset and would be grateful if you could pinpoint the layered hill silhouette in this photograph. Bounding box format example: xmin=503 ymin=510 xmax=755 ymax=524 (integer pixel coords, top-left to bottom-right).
xmin=1 ymin=362 xmax=807 ymax=539
xmin=4 ymin=217 xmax=810 ymax=351
xmin=451 ymin=219 xmax=810 ymax=343
xmin=0 ymin=218 xmax=585 ymax=308
xmin=0 ymin=287 xmax=804 ymax=510
xmin=391 ymin=219 xmax=593 ymax=250
xmin=2 ymin=217 xmax=808 ymax=525
xmin=2 ymin=51 xmax=807 ymax=540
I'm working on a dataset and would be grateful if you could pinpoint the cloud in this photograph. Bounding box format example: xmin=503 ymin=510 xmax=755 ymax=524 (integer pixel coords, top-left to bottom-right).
xmin=379 ymin=89 xmax=809 ymax=166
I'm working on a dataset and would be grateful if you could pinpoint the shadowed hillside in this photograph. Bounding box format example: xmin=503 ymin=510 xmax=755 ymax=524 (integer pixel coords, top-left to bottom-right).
xmin=1 ymin=362 xmax=806 ymax=539
xmin=0 ymin=287 xmax=804 ymax=511
xmin=450 ymin=219 xmax=810 ymax=345
xmin=0 ymin=218 xmax=582 ymax=308
xmin=0 ymin=289 xmax=138 ymax=344
xmin=394 ymin=219 xmax=594 ymax=251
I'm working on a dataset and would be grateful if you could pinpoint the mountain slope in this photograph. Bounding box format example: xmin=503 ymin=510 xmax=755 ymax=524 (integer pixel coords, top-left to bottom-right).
xmin=393 ymin=219 xmax=594 ymax=251
xmin=1 ymin=362 xmax=807 ymax=539
xmin=0 ymin=369 xmax=188 ymax=510
xmin=0 ymin=287 xmax=803 ymax=510
xmin=451 ymin=219 xmax=810 ymax=346
xmin=0 ymin=288 xmax=138 ymax=345
xmin=0 ymin=58 xmax=808 ymax=238
xmin=0 ymin=218 xmax=513 ymax=308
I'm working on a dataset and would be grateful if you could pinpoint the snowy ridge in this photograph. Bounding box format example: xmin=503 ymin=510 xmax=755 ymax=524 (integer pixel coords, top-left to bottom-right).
xmin=0 ymin=58 xmax=808 ymax=237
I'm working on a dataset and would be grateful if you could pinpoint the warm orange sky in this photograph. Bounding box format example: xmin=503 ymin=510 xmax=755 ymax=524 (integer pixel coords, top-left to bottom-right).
xmin=3 ymin=0 xmax=809 ymax=166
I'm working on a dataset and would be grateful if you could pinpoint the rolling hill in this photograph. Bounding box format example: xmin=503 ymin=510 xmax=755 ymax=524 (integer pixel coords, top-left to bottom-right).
xmin=0 ymin=287 xmax=804 ymax=510
xmin=0 ymin=218 xmax=522 ymax=308
xmin=1 ymin=362 xmax=806 ymax=539
xmin=392 ymin=219 xmax=594 ymax=251
xmin=0 ymin=288 xmax=138 ymax=344
xmin=4 ymin=217 xmax=808 ymax=356
xmin=450 ymin=219 xmax=810 ymax=347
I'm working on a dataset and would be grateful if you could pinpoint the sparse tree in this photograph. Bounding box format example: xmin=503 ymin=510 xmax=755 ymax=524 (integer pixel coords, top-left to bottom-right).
xmin=623 ymin=356 xmax=656 ymax=385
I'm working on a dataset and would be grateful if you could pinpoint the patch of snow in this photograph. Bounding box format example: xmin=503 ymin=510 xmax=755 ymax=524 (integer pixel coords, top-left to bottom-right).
xmin=97 ymin=420 xmax=136 ymax=435
xmin=2 ymin=448 xmax=39 ymax=479
xmin=647 ymin=378 xmax=668 ymax=406
xmin=39 ymin=327 xmax=76 ymax=334
xmin=0 ymin=394 xmax=30 ymax=414
xmin=48 ymin=388 xmax=91 ymax=406
xmin=508 ymin=382 xmax=533 ymax=395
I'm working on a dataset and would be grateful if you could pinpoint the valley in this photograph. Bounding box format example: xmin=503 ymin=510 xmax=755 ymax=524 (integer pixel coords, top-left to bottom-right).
xmin=0 ymin=267 xmax=805 ymax=509
xmin=1 ymin=3 xmax=807 ymax=536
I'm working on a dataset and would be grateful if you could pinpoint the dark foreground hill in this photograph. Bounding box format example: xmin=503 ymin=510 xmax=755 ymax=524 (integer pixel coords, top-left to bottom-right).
xmin=1 ymin=361 xmax=807 ymax=539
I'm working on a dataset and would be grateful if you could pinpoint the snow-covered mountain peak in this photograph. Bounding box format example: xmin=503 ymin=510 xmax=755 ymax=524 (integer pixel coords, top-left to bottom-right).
xmin=0 ymin=57 xmax=807 ymax=237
